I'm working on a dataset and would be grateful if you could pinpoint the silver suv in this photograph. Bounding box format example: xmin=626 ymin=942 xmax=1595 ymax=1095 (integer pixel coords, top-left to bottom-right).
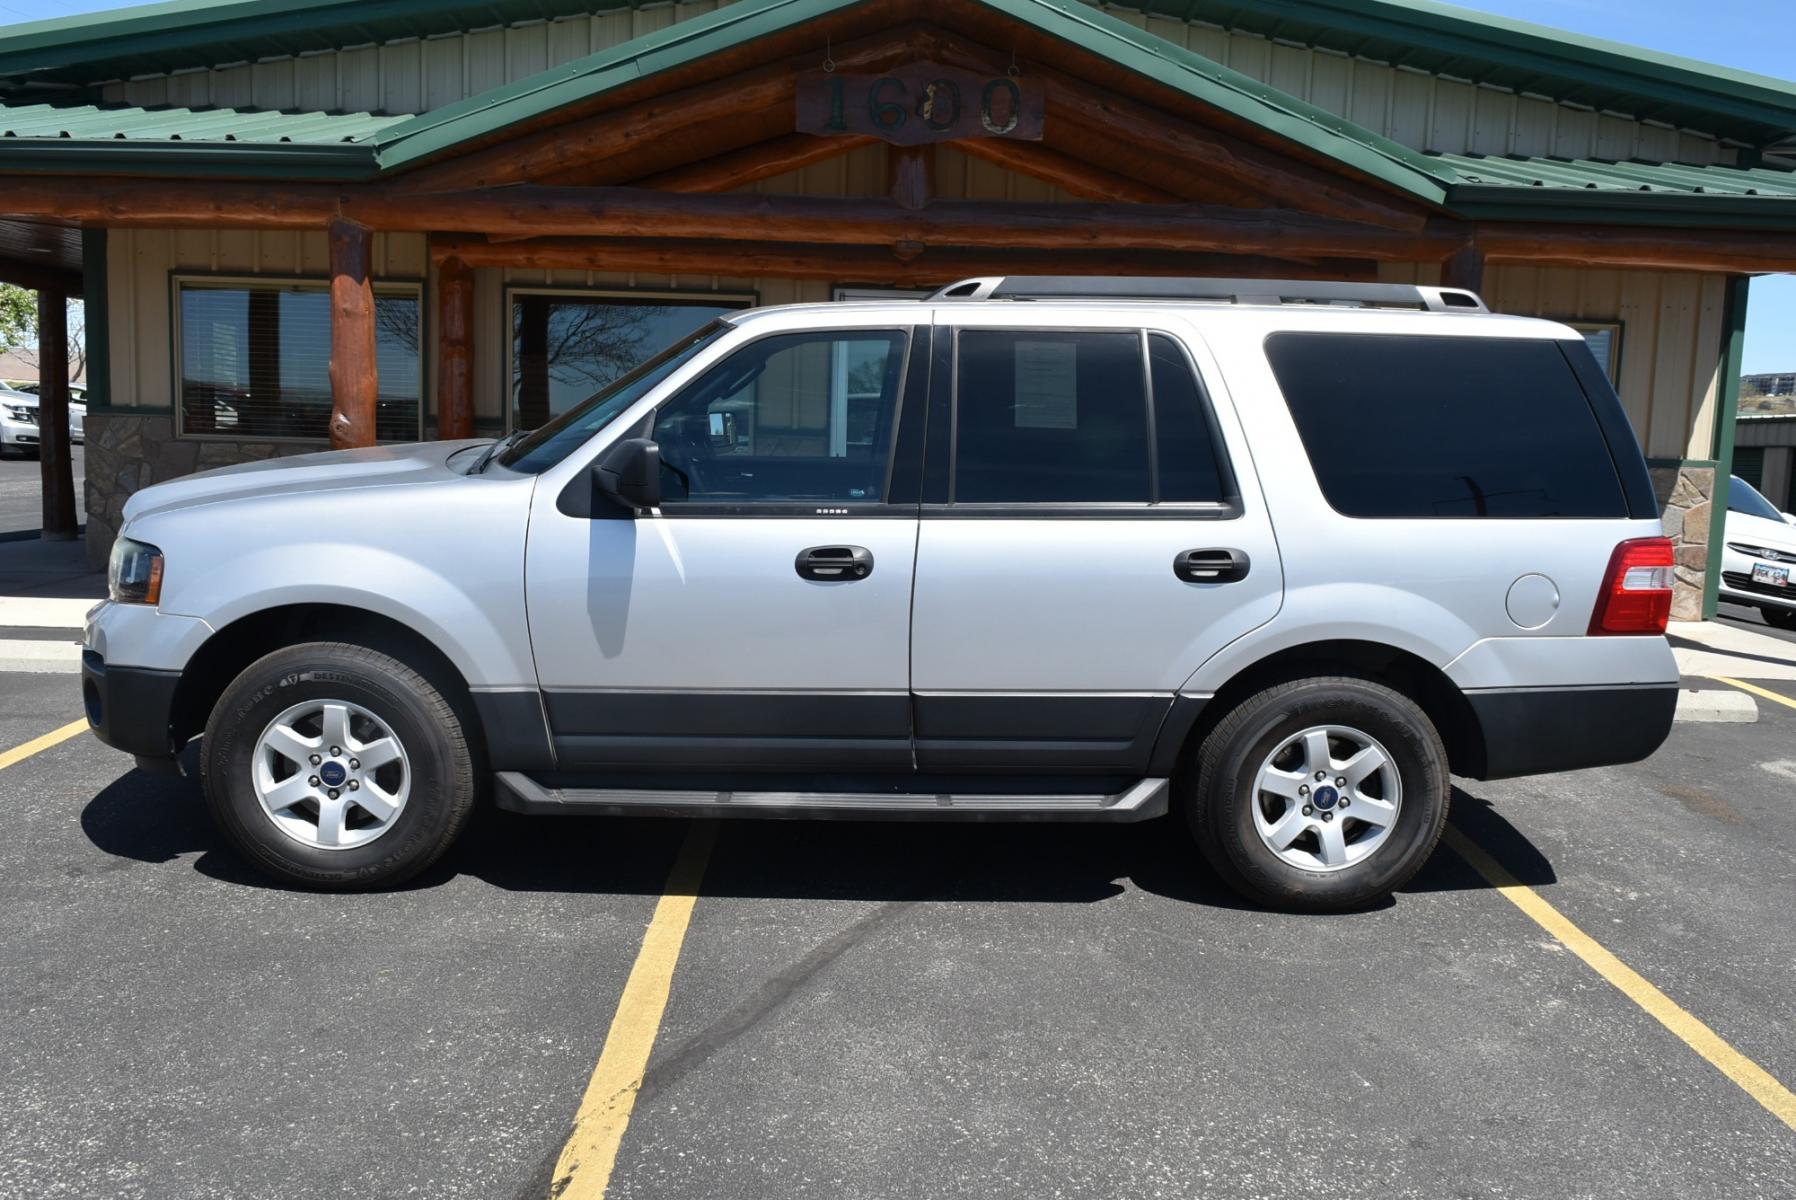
xmin=84 ymin=278 xmax=1679 ymax=910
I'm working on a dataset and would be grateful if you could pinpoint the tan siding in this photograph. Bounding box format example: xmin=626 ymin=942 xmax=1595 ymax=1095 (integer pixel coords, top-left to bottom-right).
xmin=1380 ymin=262 xmax=1725 ymax=460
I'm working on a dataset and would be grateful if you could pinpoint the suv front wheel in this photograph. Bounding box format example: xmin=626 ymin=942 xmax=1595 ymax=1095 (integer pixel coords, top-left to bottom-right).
xmin=1188 ymin=676 xmax=1449 ymax=912
xmin=202 ymin=641 xmax=478 ymax=889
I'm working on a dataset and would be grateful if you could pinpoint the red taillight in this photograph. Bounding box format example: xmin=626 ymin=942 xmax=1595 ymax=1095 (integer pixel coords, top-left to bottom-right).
xmin=1588 ymin=537 xmax=1675 ymax=635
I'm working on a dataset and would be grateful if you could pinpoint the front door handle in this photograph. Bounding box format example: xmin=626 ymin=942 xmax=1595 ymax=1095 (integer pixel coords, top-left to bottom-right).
xmin=796 ymin=545 xmax=874 ymax=581
xmin=1174 ymin=548 xmax=1251 ymax=583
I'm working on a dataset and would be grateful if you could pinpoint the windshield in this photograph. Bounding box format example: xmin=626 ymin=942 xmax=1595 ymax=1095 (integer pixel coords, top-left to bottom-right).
xmin=496 ymin=321 xmax=729 ymax=474
xmin=1728 ymin=475 xmax=1784 ymax=521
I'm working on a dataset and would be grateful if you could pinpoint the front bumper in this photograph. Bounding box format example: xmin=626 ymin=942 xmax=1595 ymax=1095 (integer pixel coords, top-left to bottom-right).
xmin=1720 ymin=544 xmax=1796 ymax=611
xmin=1463 ymin=683 xmax=1678 ymax=780
xmin=82 ymin=650 xmax=182 ymax=759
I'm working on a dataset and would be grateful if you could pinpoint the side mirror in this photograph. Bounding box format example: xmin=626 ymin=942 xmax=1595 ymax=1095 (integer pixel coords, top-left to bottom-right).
xmin=593 ymin=437 xmax=661 ymax=512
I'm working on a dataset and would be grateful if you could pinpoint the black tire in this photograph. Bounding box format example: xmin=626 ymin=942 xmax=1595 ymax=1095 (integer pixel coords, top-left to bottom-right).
xmin=1186 ymin=676 xmax=1449 ymax=913
xmin=202 ymin=641 xmax=477 ymax=890
xmin=1763 ymin=606 xmax=1796 ymax=631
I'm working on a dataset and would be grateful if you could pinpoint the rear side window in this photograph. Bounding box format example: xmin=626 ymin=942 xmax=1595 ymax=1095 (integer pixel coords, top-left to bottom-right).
xmin=1264 ymin=332 xmax=1628 ymax=519
xmin=1149 ymin=333 xmax=1233 ymax=504
xmin=954 ymin=330 xmax=1149 ymax=503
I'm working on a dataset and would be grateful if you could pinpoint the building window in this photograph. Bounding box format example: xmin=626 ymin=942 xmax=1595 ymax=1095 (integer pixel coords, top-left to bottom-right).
xmin=509 ymin=290 xmax=752 ymax=432
xmin=1571 ymin=322 xmax=1621 ymax=382
xmin=175 ymin=277 xmax=423 ymax=442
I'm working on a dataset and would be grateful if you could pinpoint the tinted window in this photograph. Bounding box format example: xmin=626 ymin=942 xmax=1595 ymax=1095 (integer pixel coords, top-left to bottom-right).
xmin=1265 ymin=333 xmax=1628 ymax=519
xmin=954 ymin=330 xmax=1149 ymax=503
xmin=1149 ymin=334 xmax=1232 ymax=504
xmin=1729 ymin=475 xmax=1784 ymax=520
xmin=653 ymin=330 xmax=907 ymax=504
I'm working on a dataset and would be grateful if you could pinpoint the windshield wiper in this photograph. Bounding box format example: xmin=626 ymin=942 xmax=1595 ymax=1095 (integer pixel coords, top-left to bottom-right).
xmin=472 ymin=431 xmax=524 ymax=475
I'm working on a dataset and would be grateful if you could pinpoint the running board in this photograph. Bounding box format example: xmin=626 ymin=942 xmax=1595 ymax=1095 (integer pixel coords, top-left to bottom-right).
xmin=493 ymin=772 xmax=1170 ymax=822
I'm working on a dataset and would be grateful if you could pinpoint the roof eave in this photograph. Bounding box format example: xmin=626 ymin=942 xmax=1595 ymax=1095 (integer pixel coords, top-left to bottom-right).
xmin=0 ymin=137 xmax=378 ymax=178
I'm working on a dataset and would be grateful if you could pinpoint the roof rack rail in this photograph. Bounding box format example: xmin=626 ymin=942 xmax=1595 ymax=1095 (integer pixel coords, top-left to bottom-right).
xmin=926 ymin=276 xmax=1487 ymax=313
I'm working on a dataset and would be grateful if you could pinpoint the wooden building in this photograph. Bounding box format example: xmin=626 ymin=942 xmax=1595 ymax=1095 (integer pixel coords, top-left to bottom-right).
xmin=1 ymin=0 xmax=1794 ymax=616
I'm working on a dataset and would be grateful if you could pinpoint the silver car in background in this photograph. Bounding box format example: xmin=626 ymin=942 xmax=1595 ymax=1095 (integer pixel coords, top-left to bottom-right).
xmin=81 ymin=278 xmax=1679 ymax=911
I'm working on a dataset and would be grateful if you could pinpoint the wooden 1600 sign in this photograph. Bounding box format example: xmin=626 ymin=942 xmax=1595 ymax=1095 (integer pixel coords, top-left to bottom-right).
xmin=796 ymin=64 xmax=1045 ymax=146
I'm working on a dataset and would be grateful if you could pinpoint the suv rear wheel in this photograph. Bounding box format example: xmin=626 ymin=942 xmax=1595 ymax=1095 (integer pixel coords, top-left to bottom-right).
xmin=202 ymin=641 xmax=477 ymax=889
xmin=1188 ymin=676 xmax=1449 ymax=912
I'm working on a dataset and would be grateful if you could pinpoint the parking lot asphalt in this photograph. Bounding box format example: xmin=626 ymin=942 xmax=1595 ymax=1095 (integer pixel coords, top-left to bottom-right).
xmin=2 ymin=667 xmax=1795 ymax=1200
xmin=1720 ymin=599 xmax=1796 ymax=648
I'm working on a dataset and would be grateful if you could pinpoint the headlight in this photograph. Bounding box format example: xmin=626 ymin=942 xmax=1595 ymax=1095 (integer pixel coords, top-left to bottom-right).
xmin=2 ymin=404 xmax=35 ymax=424
xmin=108 ymin=537 xmax=164 ymax=605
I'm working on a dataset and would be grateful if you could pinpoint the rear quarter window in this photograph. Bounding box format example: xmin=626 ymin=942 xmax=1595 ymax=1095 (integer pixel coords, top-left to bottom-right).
xmin=1264 ymin=332 xmax=1630 ymax=519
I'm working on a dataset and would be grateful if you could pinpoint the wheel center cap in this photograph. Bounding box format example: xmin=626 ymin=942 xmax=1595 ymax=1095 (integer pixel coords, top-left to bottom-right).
xmin=319 ymin=761 xmax=348 ymax=787
xmin=1312 ymin=785 xmax=1340 ymax=811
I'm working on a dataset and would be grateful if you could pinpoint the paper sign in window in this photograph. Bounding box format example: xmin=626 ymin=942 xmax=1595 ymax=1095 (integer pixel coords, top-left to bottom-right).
xmin=1013 ymin=340 xmax=1078 ymax=429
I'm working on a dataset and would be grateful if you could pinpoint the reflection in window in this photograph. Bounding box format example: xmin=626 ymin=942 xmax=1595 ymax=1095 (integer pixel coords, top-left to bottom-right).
xmin=1572 ymin=323 xmax=1621 ymax=382
xmin=177 ymin=280 xmax=421 ymax=441
xmin=653 ymin=330 xmax=907 ymax=503
xmin=511 ymin=293 xmax=749 ymax=431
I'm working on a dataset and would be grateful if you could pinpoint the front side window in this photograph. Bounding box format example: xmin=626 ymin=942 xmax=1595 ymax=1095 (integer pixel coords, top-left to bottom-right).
xmin=511 ymin=292 xmax=750 ymax=431
xmin=177 ymin=279 xmax=421 ymax=441
xmin=652 ymin=330 xmax=907 ymax=505
xmin=1265 ymin=332 xmax=1629 ymax=519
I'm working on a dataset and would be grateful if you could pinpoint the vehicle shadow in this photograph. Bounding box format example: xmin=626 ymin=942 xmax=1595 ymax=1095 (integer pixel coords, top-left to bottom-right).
xmin=80 ymin=761 xmax=1552 ymax=909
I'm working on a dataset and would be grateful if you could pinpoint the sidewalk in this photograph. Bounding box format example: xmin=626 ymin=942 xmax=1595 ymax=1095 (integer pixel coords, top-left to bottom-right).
xmin=1668 ymin=619 xmax=1796 ymax=682
xmin=0 ymin=538 xmax=101 ymax=673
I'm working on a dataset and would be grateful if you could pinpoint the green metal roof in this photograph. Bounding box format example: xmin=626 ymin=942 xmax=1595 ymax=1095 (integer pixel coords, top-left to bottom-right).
xmin=0 ymin=0 xmax=1793 ymax=149
xmin=0 ymin=100 xmax=404 ymax=176
xmin=361 ymin=0 xmax=1454 ymax=204
xmin=1128 ymin=0 xmax=1796 ymax=147
xmin=0 ymin=0 xmax=1793 ymax=227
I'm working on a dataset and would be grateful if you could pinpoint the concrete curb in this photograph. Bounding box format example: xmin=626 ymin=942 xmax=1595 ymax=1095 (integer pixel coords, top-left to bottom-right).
xmin=0 ymin=638 xmax=82 ymax=674
xmin=1674 ymin=688 xmax=1759 ymax=723
xmin=0 ymin=596 xmax=95 ymax=631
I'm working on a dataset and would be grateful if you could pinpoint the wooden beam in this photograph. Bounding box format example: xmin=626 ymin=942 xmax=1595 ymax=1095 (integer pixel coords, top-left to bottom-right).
xmin=912 ymin=25 xmax=1430 ymax=232
xmin=436 ymin=254 xmax=475 ymax=441
xmin=327 ymin=217 xmax=378 ymax=451
xmin=634 ymin=133 xmax=876 ymax=192
xmin=1441 ymin=243 xmax=1485 ymax=292
xmin=8 ymin=177 xmax=1796 ymax=274
xmin=888 ymin=145 xmax=935 ymax=211
xmin=35 ymin=288 xmax=76 ymax=541
xmin=395 ymin=30 xmax=914 ymax=193
xmin=953 ymin=138 xmax=1178 ymax=203
xmin=430 ymin=234 xmax=1379 ymax=284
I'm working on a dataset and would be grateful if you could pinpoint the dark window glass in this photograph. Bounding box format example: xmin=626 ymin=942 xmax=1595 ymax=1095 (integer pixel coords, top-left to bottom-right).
xmin=954 ymin=330 xmax=1149 ymax=503
xmin=512 ymin=295 xmax=747 ymax=431
xmin=652 ymin=330 xmax=907 ymax=504
xmin=178 ymin=282 xmax=420 ymax=441
xmin=1264 ymin=333 xmax=1628 ymax=519
xmin=1728 ymin=474 xmax=1783 ymax=520
xmin=1149 ymin=333 xmax=1232 ymax=504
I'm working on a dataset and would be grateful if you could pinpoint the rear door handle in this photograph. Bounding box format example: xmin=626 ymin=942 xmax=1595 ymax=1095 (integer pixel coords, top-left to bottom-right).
xmin=1174 ymin=548 xmax=1251 ymax=583
xmin=796 ymin=545 xmax=874 ymax=581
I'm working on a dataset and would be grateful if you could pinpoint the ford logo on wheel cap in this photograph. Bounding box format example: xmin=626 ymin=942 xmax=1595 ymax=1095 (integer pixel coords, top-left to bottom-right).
xmin=319 ymin=761 xmax=348 ymax=787
xmin=1312 ymin=785 xmax=1340 ymax=810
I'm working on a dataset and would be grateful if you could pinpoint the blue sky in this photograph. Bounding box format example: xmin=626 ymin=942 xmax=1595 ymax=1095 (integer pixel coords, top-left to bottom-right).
xmin=0 ymin=0 xmax=1792 ymax=371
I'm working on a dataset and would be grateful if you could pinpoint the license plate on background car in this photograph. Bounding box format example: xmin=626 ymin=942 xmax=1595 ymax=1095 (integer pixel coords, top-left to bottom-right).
xmin=1753 ymin=563 xmax=1791 ymax=588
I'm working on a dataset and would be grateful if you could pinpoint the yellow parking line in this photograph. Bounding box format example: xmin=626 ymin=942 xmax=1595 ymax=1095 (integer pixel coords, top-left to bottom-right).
xmin=1442 ymin=824 xmax=1796 ymax=1133
xmin=549 ymin=821 xmax=718 ymax=1200
xmin=0 ymin=718 xmax=88 ymax=771
xmin=1711 ymin=675 xmax=1796 ymax=712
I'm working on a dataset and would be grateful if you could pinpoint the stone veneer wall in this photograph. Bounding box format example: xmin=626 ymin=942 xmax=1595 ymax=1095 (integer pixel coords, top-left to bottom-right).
xmin=83 ymin=412 xmax=322 ymax=569
xmin=1650 ymin=463 xmax=1716 ymax=622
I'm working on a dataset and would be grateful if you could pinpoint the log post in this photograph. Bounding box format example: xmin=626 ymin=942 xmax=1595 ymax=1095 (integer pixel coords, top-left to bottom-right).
xmin=888 ymin=145 xmax=935 ymax=212
xmin=327 ymin=216 xmax=378 ymax=450
xmin=436 ymin=254 xmax=475 ymax=440
xmin=36 ymin=289 xmax=76 ymax=540
xmin=1441 ymin=243 xmax=1486 ymax=294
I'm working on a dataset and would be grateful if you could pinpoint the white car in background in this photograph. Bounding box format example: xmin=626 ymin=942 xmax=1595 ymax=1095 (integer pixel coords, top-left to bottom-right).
xmin=0 ymin=382 xmax=85 ymax=458
xmin=1720 ymin=475 xmax=1796 ymax=630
